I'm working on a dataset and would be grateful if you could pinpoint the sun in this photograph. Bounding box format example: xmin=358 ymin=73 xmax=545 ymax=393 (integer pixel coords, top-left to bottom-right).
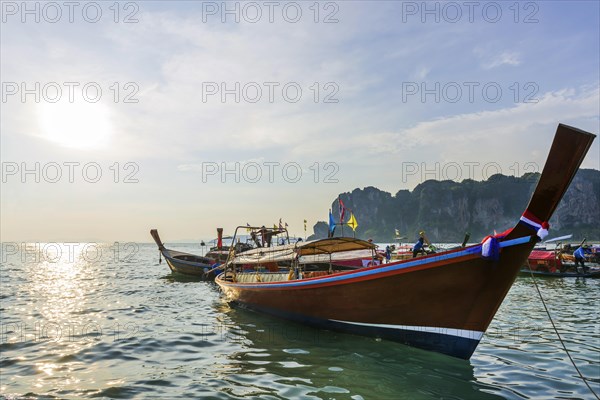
xmin=37 ymin=101 xmax=113 ymax=150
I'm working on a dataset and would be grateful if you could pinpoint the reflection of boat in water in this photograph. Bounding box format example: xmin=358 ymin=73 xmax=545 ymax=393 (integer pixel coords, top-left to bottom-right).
xmin=217 ymin=124 xmax=596 ymax=359
xmin=520 ymin=249 xmax=600 ymax=278
xmin=151 ymin=229 xmax=227 ymax=279
xmin=217 ymin=305 xmax=505 ymax=400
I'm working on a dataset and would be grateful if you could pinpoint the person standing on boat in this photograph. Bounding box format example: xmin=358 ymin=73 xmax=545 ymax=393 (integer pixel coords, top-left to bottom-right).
xmin=412 ymin=234 xmax=425 ymax=258
xmin=574 ymin=245 xmax=591 ymax=273
xmin=385 ymin=245 xmax=392 ymax=263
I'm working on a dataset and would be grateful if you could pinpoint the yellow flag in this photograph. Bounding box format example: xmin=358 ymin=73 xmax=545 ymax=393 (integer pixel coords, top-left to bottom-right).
xmin=347 ymin=213 xmax=358 ymax=231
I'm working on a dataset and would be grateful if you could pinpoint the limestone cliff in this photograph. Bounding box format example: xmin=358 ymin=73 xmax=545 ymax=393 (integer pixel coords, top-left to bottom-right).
xmin=310 ymin=169 xmax=599 ymax=242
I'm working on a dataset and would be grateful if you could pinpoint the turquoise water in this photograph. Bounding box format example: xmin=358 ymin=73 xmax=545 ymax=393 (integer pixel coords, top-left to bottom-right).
xmin=1 ymin=243 xmax=598 ymax=399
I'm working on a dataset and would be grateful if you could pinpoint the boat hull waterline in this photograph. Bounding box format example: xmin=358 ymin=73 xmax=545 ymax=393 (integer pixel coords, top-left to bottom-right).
xmin=163 ymin=250 xmax=214 ymax=278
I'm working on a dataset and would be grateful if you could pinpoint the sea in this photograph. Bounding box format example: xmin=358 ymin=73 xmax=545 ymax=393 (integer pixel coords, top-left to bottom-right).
xmin=1 ymin=242 xmax=599 ymax=400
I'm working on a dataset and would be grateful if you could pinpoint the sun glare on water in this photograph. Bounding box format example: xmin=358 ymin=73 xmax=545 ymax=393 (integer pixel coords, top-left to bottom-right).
xmin=37 ymin=101 xmax=114 ymax=150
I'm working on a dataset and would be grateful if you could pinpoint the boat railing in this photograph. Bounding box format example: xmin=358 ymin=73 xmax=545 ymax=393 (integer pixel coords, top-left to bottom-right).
xmin=223 ymin=225 xmax=292 ymax=274
xmin=235 ymin=272 xmax=290 ymax=283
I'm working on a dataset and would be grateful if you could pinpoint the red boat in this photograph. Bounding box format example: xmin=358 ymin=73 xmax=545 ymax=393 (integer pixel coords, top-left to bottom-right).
xmin=521 ymin=249 xmax=600 ymax=277
xmin=216 ymin=124 xmax=595 ymax=359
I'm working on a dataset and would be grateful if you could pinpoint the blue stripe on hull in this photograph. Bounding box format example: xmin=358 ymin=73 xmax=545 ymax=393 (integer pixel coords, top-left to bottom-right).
xmin=224 ymin=236 xmax=534 ymax=290
xmin=232 ymin=302 xmax=480 ymax=359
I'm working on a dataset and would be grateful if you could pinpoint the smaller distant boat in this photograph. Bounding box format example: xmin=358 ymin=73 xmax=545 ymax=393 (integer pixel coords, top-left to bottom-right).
xmin=521 ymin=249 xmax=600 ymax=278
xmin=227 ymin=225 xmax=382 ymax=272
xmin=150 ymin=229 xmax=224 ymax=279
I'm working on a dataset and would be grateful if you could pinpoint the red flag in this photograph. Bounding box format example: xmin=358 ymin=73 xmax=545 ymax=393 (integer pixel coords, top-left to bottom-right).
xmin=338 ymin=198 xmax=346 ymax=223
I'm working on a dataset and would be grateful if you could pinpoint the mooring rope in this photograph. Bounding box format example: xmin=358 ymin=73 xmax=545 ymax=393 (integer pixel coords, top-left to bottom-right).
xmin=527 ymin=265 xmax=599 ymax=399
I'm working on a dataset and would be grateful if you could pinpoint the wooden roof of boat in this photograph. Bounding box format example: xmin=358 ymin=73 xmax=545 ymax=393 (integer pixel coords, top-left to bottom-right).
xmin=295 ymin=237 xmax=376 ymax=256
xmin=232 ymin=244 xmax=296 ymax=264
xmin=229 ymin=237 xmax=376 ymax=264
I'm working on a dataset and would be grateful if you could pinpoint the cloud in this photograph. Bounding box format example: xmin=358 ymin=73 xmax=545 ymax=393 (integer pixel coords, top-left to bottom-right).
xmin=482 ymin=51 xmax=521 ymax=69
xmin=474 ymin=45 xmax=521 ymax=70
xmin=399 ymin=86 xmax=598 ymax=148
xmin=2 ymin=2 xmax=599 ymax=241
xmin=412 ymin=66 xmax=431 ymax=80
xmin=279 ymin=85 xmax=598 ymax=193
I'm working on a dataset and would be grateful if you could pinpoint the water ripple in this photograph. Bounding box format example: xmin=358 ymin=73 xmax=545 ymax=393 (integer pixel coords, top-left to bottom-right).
xmin=1 ymin=244 xmax=598 ymax=399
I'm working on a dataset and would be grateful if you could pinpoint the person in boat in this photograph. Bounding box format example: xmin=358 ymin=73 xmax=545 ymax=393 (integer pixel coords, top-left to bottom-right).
xmin=385 ymin=245 xmax=392 ymax=263
xmin=412 ymin=234 xmax=425 ymax=258
xmin=574 ymin=245 xmax=591 ymax=272
xmin=250 ymin=231 xmax=262 ymax=247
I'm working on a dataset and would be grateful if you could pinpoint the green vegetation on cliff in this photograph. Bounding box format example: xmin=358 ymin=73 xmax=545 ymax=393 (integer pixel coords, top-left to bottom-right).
xmin=310 ymin=169 xmax=600 ymax=243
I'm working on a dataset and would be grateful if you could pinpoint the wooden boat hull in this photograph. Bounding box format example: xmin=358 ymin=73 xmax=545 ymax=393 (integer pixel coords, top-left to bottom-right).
xmin=522 ymin=249 xmax=600 ymax=277
xmin=151 ymin=229 xmax=219 ymax=280
xmin=218 ymin=237 xmax=534 ymax=359
xmin=216 ymin=124 xmax=596 ymax=359
xmin=162 ymin=249 xmax=216 ymax=279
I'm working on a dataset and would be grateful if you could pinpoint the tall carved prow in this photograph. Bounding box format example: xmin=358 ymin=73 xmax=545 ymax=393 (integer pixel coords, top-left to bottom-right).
xmin=507 ymin=124 xmax=596 ymax=240
xmin=150 ymin=229 xmax=165 ymax=250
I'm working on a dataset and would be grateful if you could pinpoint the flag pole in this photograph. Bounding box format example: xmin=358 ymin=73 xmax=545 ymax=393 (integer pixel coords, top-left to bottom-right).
xmin=303 ymin=219 xmax=307 ymax=241
xmin=338 ymin=196 xmax=344 ymax=237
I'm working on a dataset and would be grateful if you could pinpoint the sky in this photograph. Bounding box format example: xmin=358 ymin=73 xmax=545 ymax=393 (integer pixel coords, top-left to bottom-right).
xmin=1 ymin=0 xmax=599 ymax=242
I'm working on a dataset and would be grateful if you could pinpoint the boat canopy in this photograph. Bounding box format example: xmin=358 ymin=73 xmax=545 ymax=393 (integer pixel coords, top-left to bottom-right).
xmin=529 ymin=250 xmax=557 ymax=260
xmin=231 ymin=244 xmax=296 ymax=264
xmin=295 ymin=237 xmax=376 ymax=256
xmin=229 ymin=237 xmax=376 ymax=265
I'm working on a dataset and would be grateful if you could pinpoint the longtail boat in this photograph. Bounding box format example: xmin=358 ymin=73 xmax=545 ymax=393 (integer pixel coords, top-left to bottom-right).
xmin=150 ymin=229 xmax=230 ymax=279
xmin=216 ymin=124 xmax=596 ymax=359
xmin=520 ymin=249 xmax=600 ymax=277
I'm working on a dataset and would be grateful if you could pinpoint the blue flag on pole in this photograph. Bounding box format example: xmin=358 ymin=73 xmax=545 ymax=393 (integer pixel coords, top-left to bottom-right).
xmin=329 ymin=209 xmax=336 ymax=236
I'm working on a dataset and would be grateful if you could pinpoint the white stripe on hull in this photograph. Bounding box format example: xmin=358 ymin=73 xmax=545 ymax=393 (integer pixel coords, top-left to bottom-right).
xmin=329 ymin=319 xmax=484 ymax=340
